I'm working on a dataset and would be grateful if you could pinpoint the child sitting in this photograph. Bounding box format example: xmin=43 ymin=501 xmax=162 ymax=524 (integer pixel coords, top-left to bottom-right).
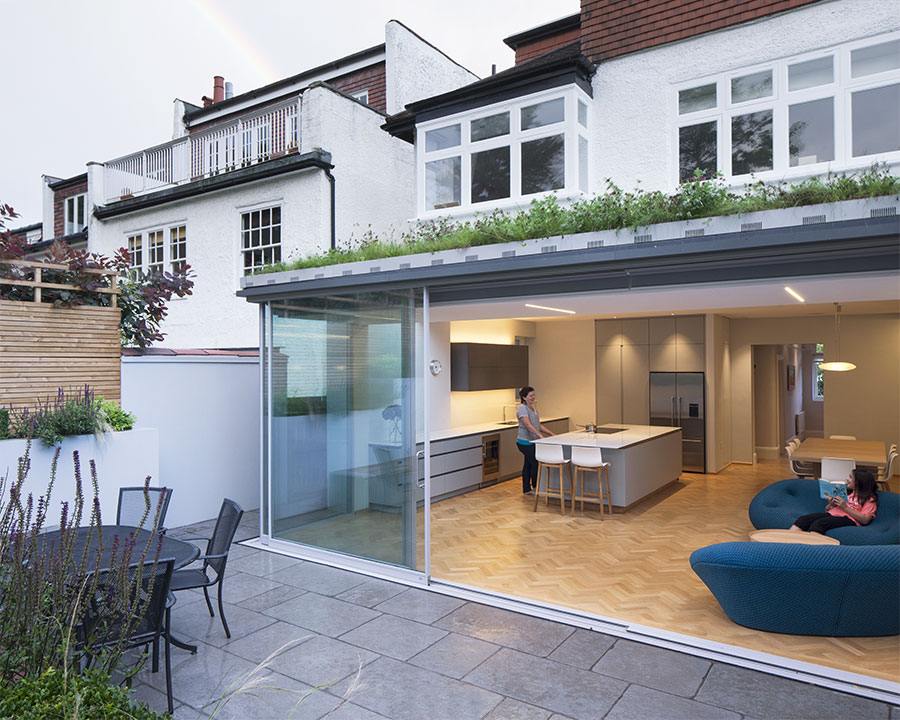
xmin=790 ymin=469 xmax=878 ymax=535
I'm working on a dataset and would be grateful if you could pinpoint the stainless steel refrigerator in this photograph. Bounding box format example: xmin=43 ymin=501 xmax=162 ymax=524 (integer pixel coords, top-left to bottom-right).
xmin=649 ymin=372 xmax=706 ymax=473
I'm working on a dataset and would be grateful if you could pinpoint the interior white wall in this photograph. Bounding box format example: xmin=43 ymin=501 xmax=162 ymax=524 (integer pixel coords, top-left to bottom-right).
xmin=753 ymin=346 xmax=778 ymax=458
xmin=531 ymin=318 xmax=595 ymax=431
xmin=708 ymin=314 xmax=732 ymax=472
xmin=428 ymin=321 xmax=451 ymax=431
xmin=782 ymin=344 xmax=803 ymax=445
xmin=121 ymin=355 xmax=260 ymax=527
xmin=446 ymin=319 xmax=535 ymax=427
xmin=731 ymin=314 xmax=900 ymax=471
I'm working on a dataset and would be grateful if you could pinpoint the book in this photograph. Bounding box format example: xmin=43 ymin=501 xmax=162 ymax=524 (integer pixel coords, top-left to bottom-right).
xmin=819 ymin=479 xmax=848 ymax=502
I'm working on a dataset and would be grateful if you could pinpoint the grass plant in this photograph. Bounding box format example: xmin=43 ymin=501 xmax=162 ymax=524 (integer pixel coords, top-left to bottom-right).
xmin=260 ymin=164 xmax=899 ymax=274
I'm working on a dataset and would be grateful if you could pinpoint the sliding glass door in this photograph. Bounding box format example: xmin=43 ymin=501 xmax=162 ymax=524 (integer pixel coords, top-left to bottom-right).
xmin=262 ymin=288 xmax=424 ymax=574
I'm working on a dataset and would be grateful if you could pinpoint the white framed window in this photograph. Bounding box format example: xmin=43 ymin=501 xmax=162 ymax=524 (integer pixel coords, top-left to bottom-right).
xmin=351 ymin=89 xmax=369 ymax=104
xmin=241 ymin=205 xmax=281 ymax=275
xmin=147 ymin=230 xmax=164 ymax=273
xmin=813 ymin=343 xmax=825 ymax=401
xmin=416 ymin=85 xmax=591 ymax=217
xmin=127 ymin=234 xmax=143 ymax=271
xmin=125 ymin=222 xmax=187 ymax=275
xmin=675 ymin=32 xmax=900 ymax=183
xmin=64 ymin=193 xmax=86 ymax=235
xmin=169 ymin=225 xmax=187 ymax=272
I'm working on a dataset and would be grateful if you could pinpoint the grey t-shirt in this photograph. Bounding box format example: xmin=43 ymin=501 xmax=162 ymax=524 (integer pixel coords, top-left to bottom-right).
xmin=517 ymin=403 xmax=540 ymax=443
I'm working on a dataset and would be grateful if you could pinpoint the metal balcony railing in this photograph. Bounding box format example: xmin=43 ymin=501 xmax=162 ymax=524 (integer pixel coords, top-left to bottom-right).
xmin=102 ymin=96 xmax=301 ymax=202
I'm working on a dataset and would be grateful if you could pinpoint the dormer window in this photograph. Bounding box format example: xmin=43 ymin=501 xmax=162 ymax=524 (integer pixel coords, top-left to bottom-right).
xmin=64 ymin=193 xmax=86 ymax=235
xmin=417 ymin=86 xmax=590 ymax=216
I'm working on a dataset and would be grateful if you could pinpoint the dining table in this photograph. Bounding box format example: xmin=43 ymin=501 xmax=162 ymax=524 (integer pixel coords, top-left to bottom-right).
xmin=38 ymin=524 xmax=201 ymax=653
xmin=792 ymin=438 xmax=887 ymax=469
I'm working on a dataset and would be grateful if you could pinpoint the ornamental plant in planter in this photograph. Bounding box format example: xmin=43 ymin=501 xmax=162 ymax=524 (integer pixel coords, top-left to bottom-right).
xmin=0 ymin=387 xmax=159 ymax=525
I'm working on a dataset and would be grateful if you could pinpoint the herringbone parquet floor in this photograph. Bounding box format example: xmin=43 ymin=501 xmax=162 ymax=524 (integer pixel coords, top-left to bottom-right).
xmin=430 ymin=460 xmax=900 ymax=684
xmin=278 ymin=459 xmax=899 ymax=684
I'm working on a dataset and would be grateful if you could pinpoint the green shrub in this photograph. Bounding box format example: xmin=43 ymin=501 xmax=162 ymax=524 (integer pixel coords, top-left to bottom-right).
xmin=0 ymin=410 xmax=8 ymax=440
xmin=261 ymin=163 xmax=900 ymax=274
xmin=0 ymin=667 xmax=166 ymax=720
xmin=99 ymin=399 xmax=136 ymax=432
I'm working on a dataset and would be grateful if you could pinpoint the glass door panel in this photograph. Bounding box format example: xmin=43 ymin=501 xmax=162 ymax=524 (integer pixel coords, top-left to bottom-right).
xmin=266 ymin=289 xmax=423 ymax=571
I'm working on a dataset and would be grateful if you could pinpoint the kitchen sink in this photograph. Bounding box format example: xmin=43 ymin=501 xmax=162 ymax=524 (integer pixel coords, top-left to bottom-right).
xmin=499 ymin=420 xmax=519 ymax=425
xmin=592 ymin=426 xmax=628 ymax=434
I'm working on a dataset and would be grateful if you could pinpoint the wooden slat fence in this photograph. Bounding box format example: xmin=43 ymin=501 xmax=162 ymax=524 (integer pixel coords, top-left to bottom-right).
xmin=0 ymin=259 xmax=121 ymax=409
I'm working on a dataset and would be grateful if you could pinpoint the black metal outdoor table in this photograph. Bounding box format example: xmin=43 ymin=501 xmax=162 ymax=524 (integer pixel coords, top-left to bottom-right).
xmin=39 ymin=524 xmax=201 ymax=653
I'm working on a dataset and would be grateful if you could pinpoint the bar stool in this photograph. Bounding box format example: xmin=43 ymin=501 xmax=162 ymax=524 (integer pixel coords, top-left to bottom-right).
xmin=571 ymin=445 xmax=613 ymax=518
xmin=533 ymin=443 xmax=571 ymax=515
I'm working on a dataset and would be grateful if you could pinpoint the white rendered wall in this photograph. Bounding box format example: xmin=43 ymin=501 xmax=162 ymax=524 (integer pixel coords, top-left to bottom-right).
xmin=302 ymin=84 xmax=415 ymax=246
xmin=385 ymin=20 xmax=479 ymax=115
xmin=121 ymin=355 xmax=260 ymax=527
xmin=90 ymin=171 xmax=329 ymax=348
xmin=0 ymin=429 xmax=159 ymax=529
xmin=591 ymin=0 xmax=900 ymax=193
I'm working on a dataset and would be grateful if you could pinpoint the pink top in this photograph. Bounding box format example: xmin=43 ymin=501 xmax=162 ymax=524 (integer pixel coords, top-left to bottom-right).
xmin=828 ymin=492 xmax=877 ymax=526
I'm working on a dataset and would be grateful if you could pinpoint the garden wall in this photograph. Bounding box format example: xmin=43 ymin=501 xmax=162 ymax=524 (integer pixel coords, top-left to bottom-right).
xmin=0 ymin=299 xmax=121 ymax=409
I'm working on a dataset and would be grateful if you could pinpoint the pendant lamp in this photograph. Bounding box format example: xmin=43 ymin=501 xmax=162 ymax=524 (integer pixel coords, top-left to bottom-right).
xmin=819 ymin=302 xmax=856 ymax=372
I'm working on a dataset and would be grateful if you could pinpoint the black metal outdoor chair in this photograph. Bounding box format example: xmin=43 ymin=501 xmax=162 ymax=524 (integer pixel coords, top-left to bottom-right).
xmin=79 ymin=557 xmax=177 ymax=714
xmin=116 ymin=486 xmax=173 ymax=534
xmin=169 ymin=498 xmax=244 ymax=638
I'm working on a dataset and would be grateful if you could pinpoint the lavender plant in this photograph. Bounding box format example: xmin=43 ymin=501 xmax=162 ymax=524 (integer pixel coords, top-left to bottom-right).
xmin=0 ymin=444 xmax=162 ymax=687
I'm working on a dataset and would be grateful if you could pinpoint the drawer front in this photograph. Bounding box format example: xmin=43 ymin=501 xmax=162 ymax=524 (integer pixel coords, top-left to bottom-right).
xmin=432 ymin=434 xmax=483 ymax=454
xmin=432 ymin=466 xmax=482 ymax=497
xmin=432 ymin=446 xmax=483 ymax=477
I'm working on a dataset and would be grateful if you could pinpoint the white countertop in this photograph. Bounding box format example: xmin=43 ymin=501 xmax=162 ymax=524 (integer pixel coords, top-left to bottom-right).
xmin=533 ymin=424 xmax=680 ymax=450
xmin=430 ymin=417 xmax=569 ymax=442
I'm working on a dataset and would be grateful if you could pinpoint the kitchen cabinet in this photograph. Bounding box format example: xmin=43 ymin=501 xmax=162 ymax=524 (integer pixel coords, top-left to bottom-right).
xmin=676 ymin=343 xmax=705 ymax=372
xmin=622 ymin=343 xmax=650 ymax=424
xmin=450 ymin=343 xmax=528 ymax=391
xmin=595 ymin=343 xmax=622 ymax=422
xmin=499 ymin=428 xmax=521 ymax=481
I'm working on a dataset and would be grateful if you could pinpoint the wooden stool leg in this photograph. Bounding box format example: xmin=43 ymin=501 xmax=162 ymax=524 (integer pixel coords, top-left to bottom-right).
xmin=557 ymin=464 xmax=565 ymax=515
xmin=603 ymin=466 xmax=613 ymax=516
xmin=533 ymin=463 xmax=543 ymax=512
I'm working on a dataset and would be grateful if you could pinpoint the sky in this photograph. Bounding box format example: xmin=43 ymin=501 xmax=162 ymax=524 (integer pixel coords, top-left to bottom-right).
xmin=1 ymin=0 xmax=579 ymax=226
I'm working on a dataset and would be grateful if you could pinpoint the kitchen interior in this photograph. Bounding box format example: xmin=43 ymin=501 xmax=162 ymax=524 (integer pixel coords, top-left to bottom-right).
xmin=419 ymin=293 xmax=899 ymax=682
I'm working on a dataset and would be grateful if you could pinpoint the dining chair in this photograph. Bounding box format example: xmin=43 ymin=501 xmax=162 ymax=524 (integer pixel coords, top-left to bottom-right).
xmin=785 ymin=445 xmax=817 ymax=479
xmin=876 ymin=449 xmax=897 ymax=491
xmin=79 ymin=558 xmax=176 ymax=714
xmin=570 ymin=445 xmax=613 ymax=518
xmin=117 ymin=486 xmax=173 ymax=534
xmin=533 ymin=443 xmax=571 ymax=515
xmin=169 ymin=499 xmax=244 ymax=638
xmin=829 ymin=435 xmax=857 ymax=441
xmin=820 ymin=457 xmax=856 ymax=481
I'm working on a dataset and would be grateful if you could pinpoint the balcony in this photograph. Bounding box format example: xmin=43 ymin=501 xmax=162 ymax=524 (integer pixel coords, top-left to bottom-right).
xmin=102 ymin=96 xmax=301 ymax=203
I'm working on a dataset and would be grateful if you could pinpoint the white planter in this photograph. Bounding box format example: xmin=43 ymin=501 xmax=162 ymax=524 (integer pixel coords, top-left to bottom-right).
xmin=0 ymin=428 xmax=160 ymax=528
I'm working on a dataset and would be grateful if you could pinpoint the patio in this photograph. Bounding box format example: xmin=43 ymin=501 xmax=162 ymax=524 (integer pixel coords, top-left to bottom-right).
xmin=128 ymin=511 xmax=897 ymax=719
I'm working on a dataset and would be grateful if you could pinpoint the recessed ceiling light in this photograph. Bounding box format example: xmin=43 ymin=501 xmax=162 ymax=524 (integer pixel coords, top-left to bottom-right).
xmin=784 ymin=286 xmax=805 ymax=302
xmin=524 ymin=303 xmax=576 ymax=315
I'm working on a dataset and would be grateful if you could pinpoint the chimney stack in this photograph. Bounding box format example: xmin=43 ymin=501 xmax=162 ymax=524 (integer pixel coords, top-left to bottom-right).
xmin=225 ymin=81 xmax=234 ymax=100
xmin=213 ymin=76 xmax=225 ymax=104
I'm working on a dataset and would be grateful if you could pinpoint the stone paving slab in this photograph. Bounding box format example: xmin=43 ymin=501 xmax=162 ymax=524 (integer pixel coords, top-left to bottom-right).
xmin=130 ymin=528 xmax=899 ymax=720
xmin=592 ymin=638 xmax=711 ymax=697
xmin=434 ymin=602 xmax=575 ymax=656
xmin=465 ymin=647 xmax=628 ymax=719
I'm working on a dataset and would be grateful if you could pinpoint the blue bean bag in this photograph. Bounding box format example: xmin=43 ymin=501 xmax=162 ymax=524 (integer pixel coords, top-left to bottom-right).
xmin=690 ymin=542 xmax=900 ymax=636
xmin=748 ymin=479 xmax=900 ymax=545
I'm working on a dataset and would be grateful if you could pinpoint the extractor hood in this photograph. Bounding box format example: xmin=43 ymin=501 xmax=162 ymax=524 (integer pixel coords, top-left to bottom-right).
xmin=450 ymin=343 xmax=528 ymax=391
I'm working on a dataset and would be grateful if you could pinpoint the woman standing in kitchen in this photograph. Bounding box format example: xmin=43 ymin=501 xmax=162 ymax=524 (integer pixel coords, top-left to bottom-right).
xmin=516 ymin=386 xmax=556 ymax=494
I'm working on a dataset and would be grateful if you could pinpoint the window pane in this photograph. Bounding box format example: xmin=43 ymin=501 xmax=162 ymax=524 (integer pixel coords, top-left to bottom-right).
xmin=788 ymin=56 xmax=833 ymax=91
xmin=679 ymin=83 xmax=717 ymax=114
xmin=471 ymin=146 xmax=510 ymax=203
xmin=789 ymin=97 xmax=834 ymax=166
xmin=731 ymin=110 xmax=773 ymax=175
xmin=578 ymin=135 xmax=588 ymax=192
xmin=470 ymin=112 xmax=509 ymax=142
xmin=425 ymin=124 xmax=461 ymax=152
xmin=731 ymin=70 xmax=773 ymax=103
xmin=851 ymin=40 xmax=900 ymax=78
xmin=521 ymin=98 xmax=564 ymax=130
xmin=577 ymin=100 xmax=588 ymax=127
xmin=425 ymin=156 xmax=461 ymax=209
xmin=679 ymin=121 xmax=717 ymax=181
xmin=521 ymin=134 xmax=565 ymax=194
xmin=851 ymin=84 xmax=900 ymax=156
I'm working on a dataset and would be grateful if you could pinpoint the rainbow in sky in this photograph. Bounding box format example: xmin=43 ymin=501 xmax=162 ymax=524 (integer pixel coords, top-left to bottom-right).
xmin=188 ymin=0 xmax=280 ymax=85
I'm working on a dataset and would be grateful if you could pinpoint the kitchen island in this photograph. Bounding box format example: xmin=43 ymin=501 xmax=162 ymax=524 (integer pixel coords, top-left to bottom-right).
xmin=533 ymin=424 xmax=682 ymax=510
